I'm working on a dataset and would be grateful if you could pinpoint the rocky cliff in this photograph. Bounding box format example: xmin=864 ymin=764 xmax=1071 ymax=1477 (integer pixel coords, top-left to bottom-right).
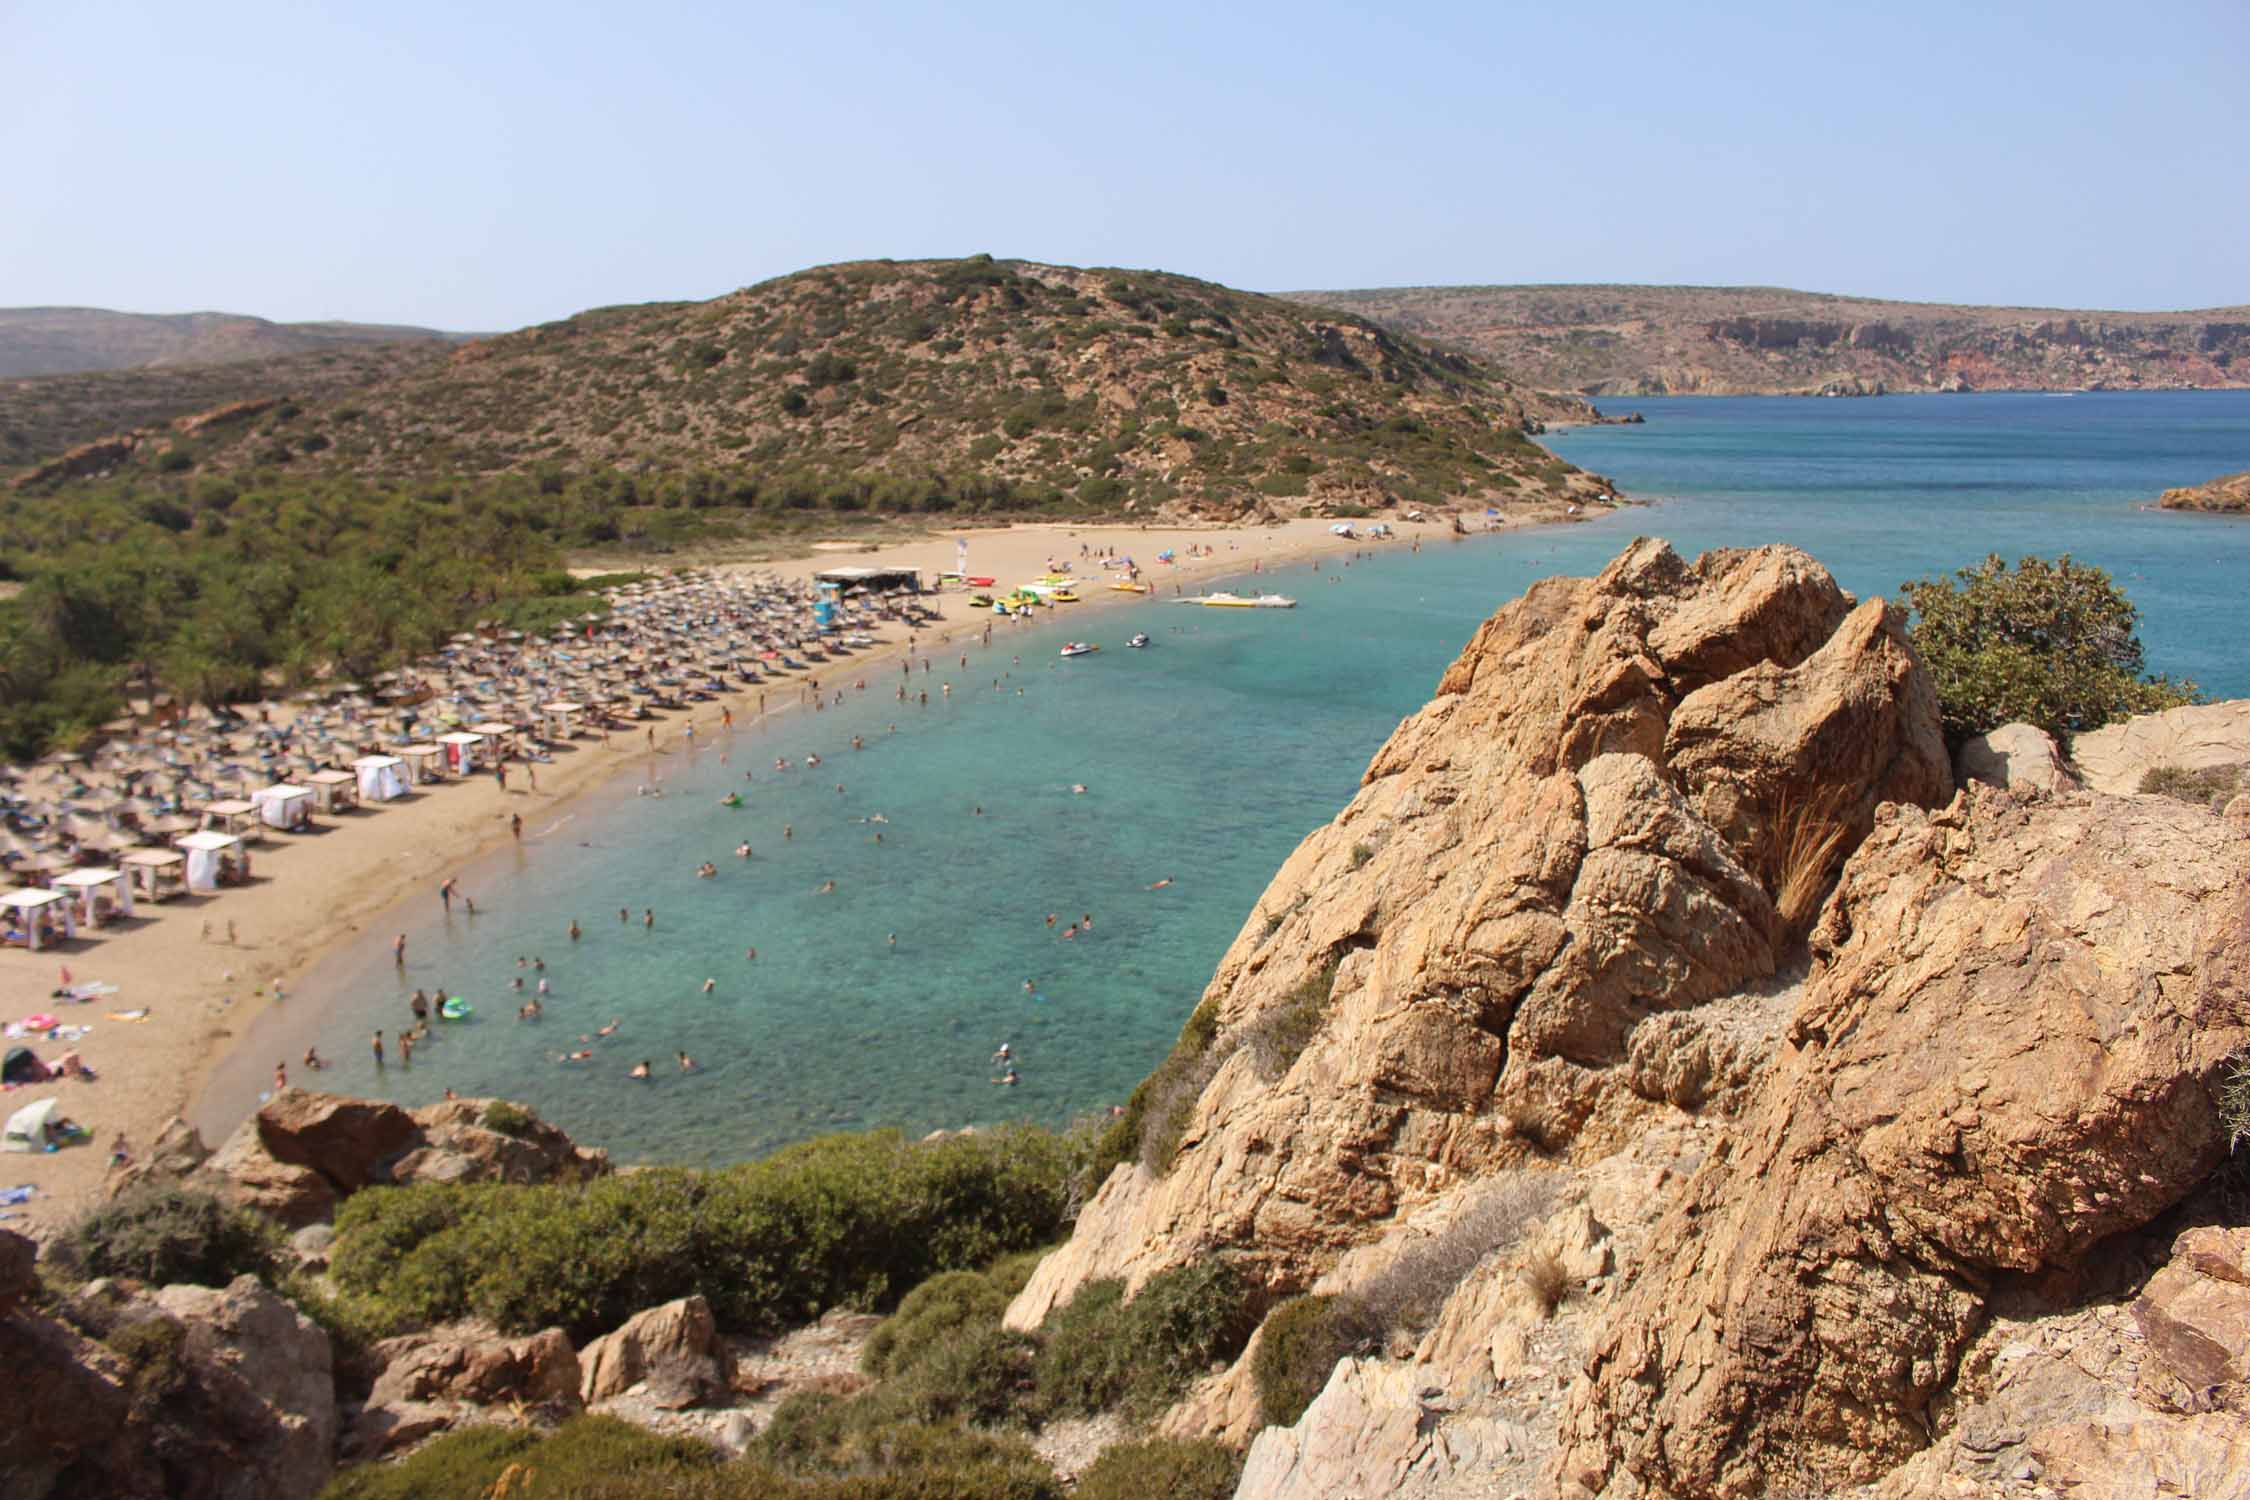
xmin=1284 ymin=285 xmax=2250 ymax=397
xmin=2157 ymin=470 xmax=2250 ymax=514
xmin=1006 ymin=538 xmax=2250 ymax=1498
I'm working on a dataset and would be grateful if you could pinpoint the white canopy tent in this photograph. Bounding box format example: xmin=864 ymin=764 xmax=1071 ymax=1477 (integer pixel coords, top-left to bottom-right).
xmin=303 ymin=768 xmax=358 ymax=814
xmin=435 ymin=731 xmax=485 ymax=775
xmin=541 ymin=701 xmax=584 ymax=740
xmin=3 ymin=1097 xmax=60 ymax=1153
xmin=176 ymin=830 xmax=249 ymax=893
xmin=200 ymin=798 xmax=266 ymax=845
xmin=52 ymin=867 xmax=133 ymax=927
xmin=120 ymin=847 xmax=188 ymax=903
xmin=1 ymin=888 xmax=77 ymax=950
xmin=352 ymin=755 xmax=408 ymax=803
xmin=393 ymin=743 xmax=445 ymax=784
xmin=250 ymin=783 xmax=313 ymax=831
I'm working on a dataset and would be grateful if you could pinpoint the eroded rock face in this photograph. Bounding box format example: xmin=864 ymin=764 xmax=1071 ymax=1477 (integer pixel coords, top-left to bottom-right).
xmin=2069 ymin=698 xmax=2250 ymax=795
xmin=1009 ymin=540 xmax=1948 ymax=1329
xmin=1551 ymin=784 xmax=2250 ymax=1497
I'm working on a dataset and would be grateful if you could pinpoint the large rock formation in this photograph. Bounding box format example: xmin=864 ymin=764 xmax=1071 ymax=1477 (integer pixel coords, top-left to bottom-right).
xmin=1 ymin=1264 xmax=338 ymax=1500
xmin=163 ymin=1090 xmax=609 ymax=1229
xmin=1011 ymin=540 xmax=1950 ymax=1329
xmin=1550 ymin=781 xmax=2250 ymax=1496
xmin=2069 ymin=698 xmax=2250 ymax=795
xmin=2157 ymin=469 xmax=2250 ymax=514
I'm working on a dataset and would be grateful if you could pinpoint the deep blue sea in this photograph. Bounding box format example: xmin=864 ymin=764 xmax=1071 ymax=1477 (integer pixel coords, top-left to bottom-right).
xmin=206 ymin=392 xmax=2250 ymax=1163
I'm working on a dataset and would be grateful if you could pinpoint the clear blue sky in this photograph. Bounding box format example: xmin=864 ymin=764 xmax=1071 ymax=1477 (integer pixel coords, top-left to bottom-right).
xmin=4 ymin=0 xmax=2244 ymax=329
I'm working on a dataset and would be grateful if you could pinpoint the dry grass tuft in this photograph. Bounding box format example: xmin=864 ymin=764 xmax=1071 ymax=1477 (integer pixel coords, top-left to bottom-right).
xmin=1758 ymin=782 xmax=1865 ymax=940
xmin=1518 ymin=1246 xmax=1570 ymax=1317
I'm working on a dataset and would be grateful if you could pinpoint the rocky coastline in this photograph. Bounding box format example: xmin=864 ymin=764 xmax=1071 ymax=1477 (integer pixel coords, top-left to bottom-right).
xmin=7 ymin=538 xmax=2248 ymax=1500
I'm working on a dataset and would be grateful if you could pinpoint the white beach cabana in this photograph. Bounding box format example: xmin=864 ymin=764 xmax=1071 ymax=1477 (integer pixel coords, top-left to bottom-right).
xmin=249 ymin=783 xmax=313 ymax=831
xmin=434 ymin=731 xmax=485 ymax=775
xmin=199 ymin=797 xmax=267 ymax=845
xmin=119 ymin=848 xmax=188 ymax=903
xmin=303 ymin=768 xmax=358 ymax=814
xmin=1 ymin=888 xmax=77 ymax=950
xmin=469 ymin=721 xmax=519 ymax=758
xmin=393 ymin=743 xmax=445 ymax=785
xmin=540 ymin=701 xmax=584 ymax=740
xmin=352 ymin=754 xmax=408 ymax=803
xmin=175 ymin=830 xmax=250 ymax=892
xmin=51 ymin=867 xmax=133 ymax=927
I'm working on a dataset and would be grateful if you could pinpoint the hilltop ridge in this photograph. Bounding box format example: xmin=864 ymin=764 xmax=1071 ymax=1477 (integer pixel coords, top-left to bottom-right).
xmin=11 ymin=257 xmax=1612 ymax=520
xmin=0 ymin=305 xmax=469 ymax=379
xmin=1286 ymin=283 xmax=2250 ymax=396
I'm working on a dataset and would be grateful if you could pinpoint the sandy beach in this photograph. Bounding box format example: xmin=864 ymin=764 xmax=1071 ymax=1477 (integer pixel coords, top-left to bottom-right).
xmin=0 ymin=506 xmax=1581 ymax=1239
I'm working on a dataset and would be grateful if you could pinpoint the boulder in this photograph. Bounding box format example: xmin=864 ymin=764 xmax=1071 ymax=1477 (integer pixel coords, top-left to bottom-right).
xmin=197 ymin=1118 xmax=338 ymax=1229
xmin=391 ymin=1099 xmax=608 ymax=1188
xmin=2069 ymin=698 xmax=2250 ymax=795
xmin=104 ymin=1115 xmax=213 ymax=1197
xmin=2135 ymin=1226 xmax=2250 ymax=1411
xmin=254 ymin=1088 xmax=420 ymax=1192
xmin=0 ymin=1282 xmax=144 ymax=1497
xmin=152 ymin=1275 xmax=337 ymax=1500
xmin=1008 ymin=541 xmax=1949 ymax=1330
xmin=369 ymin=1324 xmax=581 ymax=1409
xmin=1552 ymin=782 xmax=2250 ymax=1496
xmin=1956 ymin=721 xmax=2074 ymax=795
xmin=579 ymin=1295 xmax=730 ymax=1409
xmin=1237 ymin=1356 xmax=1537 ymax=1500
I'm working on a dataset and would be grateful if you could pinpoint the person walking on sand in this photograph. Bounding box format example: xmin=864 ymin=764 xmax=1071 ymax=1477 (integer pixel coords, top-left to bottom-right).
xmin=372 ymin=1030 xmax=385 ymax=1066
xmin=393 ymin=933 xmax=407 ymax=967
xmin=273 ymin=1061 xmax=287 ymax=1092
xmin=440 ymin=876 xmax=456 ymax=913
xmin=511 ymin=812 xmax=523 ymax=841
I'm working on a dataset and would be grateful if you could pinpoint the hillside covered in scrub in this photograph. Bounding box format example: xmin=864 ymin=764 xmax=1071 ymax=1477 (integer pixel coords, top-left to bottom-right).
xmin=1289 ymin=283 xmax=2250 ymax=396
xmin=14 ymin=257 xmax=1604 ymax=518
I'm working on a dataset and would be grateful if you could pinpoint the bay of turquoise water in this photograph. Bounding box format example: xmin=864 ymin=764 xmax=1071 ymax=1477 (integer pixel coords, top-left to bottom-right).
xmin=218 ymin=392 xmax=2250 ymax=1164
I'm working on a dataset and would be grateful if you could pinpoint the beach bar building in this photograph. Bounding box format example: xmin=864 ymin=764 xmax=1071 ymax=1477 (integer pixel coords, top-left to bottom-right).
xmin=199 ymin=798 xmax=267 ymax=845
xmin=52 ymin=867 xmax=133 ymax=928
xmin=303 ymin=768 xmax=358 ymax=815
xmin=540 ymin=701 xmax=584 ymax=740
xmin=394 ymin=743 xmax=445 ymax=785
xmin=435 ymin=731 xmax=486 ymax=775
xmin=0 ymin=888 xmax=77 ymax=950
xmin=250 ymin=783 xmax=314 ymax=831
xmin=352 ymin=755 xmax=408 ymax=803
xmin=175 ymin=830 xmax=250 ymax=892
xmin=119 ymin=848 xmax=188 ymax=903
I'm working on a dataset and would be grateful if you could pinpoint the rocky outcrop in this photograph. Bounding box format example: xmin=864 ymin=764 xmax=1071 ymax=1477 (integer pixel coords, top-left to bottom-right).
xmin=173 ymin=1090 xmax=607 ymax=1229
xmin=580 ymin=1294 xmax=732 ymax=1410
xmin=351 ymin=1322 xmax=581 ymax=1456
xmin=2135 ymin=1226 xmax=2250 ymax=1412
xmin=2157 ymin=469 xmax=2250 ymax=514
xmin=2069 ymin=698 xmax=2250 ymax=795
xmin=171 ymin=397 xmax=284 ymax=436
xmin=1551 ymin=782 xmax=2250 ymax=1497
xmin=1009 ymin=541 xmax=1948 ymax=1332
xmin=4 ymin=1271 xmax=337 ymax=1500
xmin=7 ymin=432 xmax=139 ymax=489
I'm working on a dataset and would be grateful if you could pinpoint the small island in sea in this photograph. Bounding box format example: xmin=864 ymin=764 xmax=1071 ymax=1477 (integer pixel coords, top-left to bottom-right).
xmin=2157 ymin=469 xmax=2250 ymax=514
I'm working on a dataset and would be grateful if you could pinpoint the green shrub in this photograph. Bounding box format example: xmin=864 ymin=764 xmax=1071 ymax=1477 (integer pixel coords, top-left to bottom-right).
xmin=329 ymin=1126 xmax=1083 ymax=1339
xmin=1252 ymin=1294 xmax=1380 ymax=1428
xmin=104 ymin=1316 xmax=191 ymax=1416
xmin=58 ymin=1184 xmax=279 ymax=1288
xmin=2140 ymin=763 xmax=2245 ymax=808
xmin=1239 ymin=959 xmax=1339 ymax=1083
xmin=1901 ymin=553 xmax=2197 ymax=744
xmin=1035 ymin=1261 xmax=1250 ymax=1419
xmin=480 ymin=1099 xmax=538 ymax=1138
xmin=863 ymin=1270 xmax=1011 ymax=1378
xmin=319 ymin=1414 xmax=715 ymax=1499
xmin=754 ymin=1401 xmax=1060 ymax=1498
xmin=1088 ymin=998 xmax=1220 ymax=1185
xmin=1074 ymin=1437 xmax=1243 ymax=1500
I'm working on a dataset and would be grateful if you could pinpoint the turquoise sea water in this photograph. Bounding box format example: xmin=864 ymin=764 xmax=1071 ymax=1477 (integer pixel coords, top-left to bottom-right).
xmin=208 ymin=392 xmax=2250 ymax=1163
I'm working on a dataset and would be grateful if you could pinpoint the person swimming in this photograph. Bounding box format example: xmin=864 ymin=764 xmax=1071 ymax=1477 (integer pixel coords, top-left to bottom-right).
xmin=992 ymin=1042 xmax=1012 ymax=1064
xmin=629 ymin=1059 xmax=652 ymax=1080
xmin=596 ymin=1018 xmax=620 ymax=1037
xmin=677 ymin=1051 xmax=697 ymax=1072
xmin=719 ymin=792 xmax=742 ymax=808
